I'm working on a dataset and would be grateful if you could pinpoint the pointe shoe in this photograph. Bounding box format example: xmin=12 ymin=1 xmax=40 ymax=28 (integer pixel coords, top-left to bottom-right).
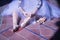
xmin=13 ymin=26 xmax=20 ymax=32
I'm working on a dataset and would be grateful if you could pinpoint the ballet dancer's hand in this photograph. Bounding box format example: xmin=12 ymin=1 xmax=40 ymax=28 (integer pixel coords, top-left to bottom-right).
xmin=37 ymin=17 xmax=46 ymax=24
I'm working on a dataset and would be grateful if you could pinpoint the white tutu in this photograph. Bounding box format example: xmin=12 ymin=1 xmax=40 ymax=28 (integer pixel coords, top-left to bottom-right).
xmin=1 ymin=0 xmax=60 ymax=19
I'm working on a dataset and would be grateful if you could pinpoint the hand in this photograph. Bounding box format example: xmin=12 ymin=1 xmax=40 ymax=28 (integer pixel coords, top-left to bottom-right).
xmin=37 ymin=17 xmax=46 ymax=23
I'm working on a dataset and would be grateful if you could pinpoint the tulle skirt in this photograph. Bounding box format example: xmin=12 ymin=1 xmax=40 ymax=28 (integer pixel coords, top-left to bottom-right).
xmin=1 ymin=0 xmax=60 ymax=19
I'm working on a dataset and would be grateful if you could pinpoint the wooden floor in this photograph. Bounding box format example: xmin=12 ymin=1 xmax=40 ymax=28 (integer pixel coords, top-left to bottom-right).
xmin=0 ymin=16 xmax=59 ymax=40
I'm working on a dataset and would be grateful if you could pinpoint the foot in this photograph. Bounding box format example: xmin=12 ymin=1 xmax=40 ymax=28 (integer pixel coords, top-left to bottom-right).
xmin=13 ymin=26 xmax=20 ymax=32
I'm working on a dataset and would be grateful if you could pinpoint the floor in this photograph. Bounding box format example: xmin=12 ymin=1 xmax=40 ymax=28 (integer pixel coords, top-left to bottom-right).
xmin=0 ymin=16 xmax=59 ymax=40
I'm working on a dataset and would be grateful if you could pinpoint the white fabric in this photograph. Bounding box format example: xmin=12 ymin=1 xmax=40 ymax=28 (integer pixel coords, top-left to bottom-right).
xmin=1 ymin=0 xmax=60 ymax=19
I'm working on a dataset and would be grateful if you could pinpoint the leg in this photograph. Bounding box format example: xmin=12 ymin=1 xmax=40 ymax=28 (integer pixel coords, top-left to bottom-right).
xmin=12 ymin=11 xmax=18 ymax=29
xmin=21 ymin=16 xmax=36 ymax=28
xmin=21 ymin=17 xmax=31 ymax=28
xmin=12 ymin=11 xmax=21 ymax=32
xmin=23 ymin=18 xmax=32 ymax=28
